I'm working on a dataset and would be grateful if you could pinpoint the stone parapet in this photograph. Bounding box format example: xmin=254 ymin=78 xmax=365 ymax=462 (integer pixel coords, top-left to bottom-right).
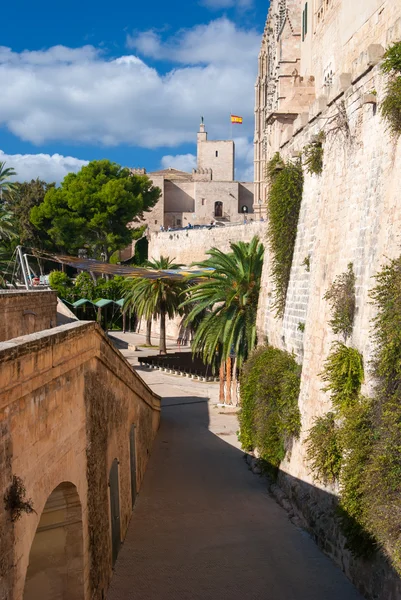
xmin=0 ymin=321 xmax=160 ymax=600
xmin=0 ymin=289 xmax=57 ymax=342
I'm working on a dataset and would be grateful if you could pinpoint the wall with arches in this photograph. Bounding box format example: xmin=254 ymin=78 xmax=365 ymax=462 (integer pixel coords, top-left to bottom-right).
xmin=0 ymin=321 xmax=160 ymax=600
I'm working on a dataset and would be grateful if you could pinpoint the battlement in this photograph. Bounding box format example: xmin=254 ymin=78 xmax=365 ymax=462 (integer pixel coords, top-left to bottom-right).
xmin=192 ymin=167 xmax=212 ymax=182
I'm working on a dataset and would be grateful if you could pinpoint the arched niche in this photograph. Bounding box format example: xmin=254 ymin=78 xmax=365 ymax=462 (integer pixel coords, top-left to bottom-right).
xmin=24 ymin=482 xmax=84 ymax=600
xmin=214 ymin=201 xmax=223 ymax=218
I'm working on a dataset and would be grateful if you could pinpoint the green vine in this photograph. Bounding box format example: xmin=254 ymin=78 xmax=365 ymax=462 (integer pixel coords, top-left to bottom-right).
xmin=324 ymin=263 xmax=356 ymax=339
xmin=337 ymin=398 xmax=376 ymax=557
xmin=239 ymin=344 xmax=301 ymax=475
xmin=302 ymin=255 xmax=311 ymax=272
xmin=266 ymin=153 xmax=304 ymax=317
xmin=305 ymin=412 xmax=342 ymax=484
xmin=380 ymin=42 xmax=401 ymax=135
xmin=321 ymin=343 xmax=364 ymax=414
xmin=363 ymin=256 xmax=401 ymax=571
xmin=303 ymin=131 xmax=325 ymax=175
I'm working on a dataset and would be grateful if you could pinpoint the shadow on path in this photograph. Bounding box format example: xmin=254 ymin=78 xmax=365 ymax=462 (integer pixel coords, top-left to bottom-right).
xmin=108 ymin=395 xmax=363 ymax=600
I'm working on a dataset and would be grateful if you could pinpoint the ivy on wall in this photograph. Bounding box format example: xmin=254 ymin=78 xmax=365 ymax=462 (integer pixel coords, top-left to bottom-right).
xmin=303 ymin=131 xmax=325 ymax=175
xmin=323 ymin=263 xmax=356 ymax=339
xmin=266 ymin=153 xmax=304 ymax=317
xmin=363 ymin=256 xmax=401 ymax=570
xmin=380 ymin=42 xmax=401 ymax=135
xmin=306 ymin=257 xmax=401 ymax=566
xmin=239 ymin=344 xmax=301 ymax=475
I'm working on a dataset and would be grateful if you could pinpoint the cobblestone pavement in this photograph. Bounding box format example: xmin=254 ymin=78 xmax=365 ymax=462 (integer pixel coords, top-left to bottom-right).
xmin=107 ymin=338 xmax=362 ymax=600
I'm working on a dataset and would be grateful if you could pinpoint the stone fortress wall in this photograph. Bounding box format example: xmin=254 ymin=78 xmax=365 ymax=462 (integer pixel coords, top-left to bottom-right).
xmin=0 ymin=290 xmax=57 ymax=342
xmin=148 ymin=220 xmax=267 ymax=265
xmin=254 ymin=1 xmax=401 ymax=597
xmin=0 ymin=321 xmax=160 ymax=600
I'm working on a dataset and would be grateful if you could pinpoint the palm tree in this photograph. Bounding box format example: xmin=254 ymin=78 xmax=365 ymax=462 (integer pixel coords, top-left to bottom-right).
xmin=182 ymin=236 xmax=264 ymax=405
xmin=0 ymin=207 xmax=16 ymax=241
xmin=124 ymin=256 xmax=187 ymax=354
xmin=0 ymin=162 xmax=17 ymax=204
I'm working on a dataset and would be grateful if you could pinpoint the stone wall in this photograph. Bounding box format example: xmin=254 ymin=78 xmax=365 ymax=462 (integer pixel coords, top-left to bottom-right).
xmin=0 ymin=290 xmax=57 ymax=342
xmin=149 ymin=221 xmax=267 ymax=264
xmin=0 ymin=321 xmax=160 ymax=600
xmin=255 ymin=53 xmax=401 ymax=599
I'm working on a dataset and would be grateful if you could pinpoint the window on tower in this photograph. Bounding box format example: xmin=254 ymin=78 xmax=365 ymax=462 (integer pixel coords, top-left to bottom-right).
xmin=215 ymin=151 xmax=219 ymax=157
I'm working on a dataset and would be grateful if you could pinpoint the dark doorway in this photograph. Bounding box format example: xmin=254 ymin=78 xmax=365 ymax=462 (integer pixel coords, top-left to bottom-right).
xmin=109 ymin=459 xmax=121 ymax=566
xmin=214 ymin=201 xmax=223 ymax=218
xmin=130 ymin=425 xmax=137 ymax=508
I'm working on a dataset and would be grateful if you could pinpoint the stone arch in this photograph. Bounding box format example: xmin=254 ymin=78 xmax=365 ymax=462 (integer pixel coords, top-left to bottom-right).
xmin=23 ymin=482 xmax=84 ymax=600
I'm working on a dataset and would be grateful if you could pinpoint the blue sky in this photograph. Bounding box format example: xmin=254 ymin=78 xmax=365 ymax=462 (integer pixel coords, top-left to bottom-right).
xmin=0 ymin=0 xmax=268 ymax=183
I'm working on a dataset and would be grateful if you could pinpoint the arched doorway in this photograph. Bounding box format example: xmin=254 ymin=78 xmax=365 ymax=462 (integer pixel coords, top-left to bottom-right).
xmin=130 ymin=425 xmax=137 ymax=508
xmin=109 ymin=459 xmax=121 ymax=566
xmin=24 ymin=482 xmax=84 ymax=600
xmin=214 ymin=201 xmax=223 ymax=218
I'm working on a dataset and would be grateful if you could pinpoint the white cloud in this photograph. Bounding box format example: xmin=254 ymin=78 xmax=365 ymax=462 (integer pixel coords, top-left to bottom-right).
xmin=127 ymin=18 xmax=259 ymax=66
xmin=160 ymin=153 xmax=197 ymax=172
xmin=0 ymin=19 xmax=260 ymax=149
xmin=0 ymin=150 xmax=88 ymax=184
xmin=233 ymin=136 xmax=254 ymax=180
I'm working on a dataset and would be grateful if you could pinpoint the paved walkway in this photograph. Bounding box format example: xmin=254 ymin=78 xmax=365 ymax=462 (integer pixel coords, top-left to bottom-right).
xmin=108 ymin=344 xmax=363 ymax=600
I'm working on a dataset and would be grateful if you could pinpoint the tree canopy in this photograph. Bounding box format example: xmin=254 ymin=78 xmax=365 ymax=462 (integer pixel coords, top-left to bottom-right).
xmin=31 ymin=160 xmax=160 ymax=260
xmin=8 ymin=179 xmax=55 ymax=248
xmin=183 ymin=236 xmax=265 ymax=371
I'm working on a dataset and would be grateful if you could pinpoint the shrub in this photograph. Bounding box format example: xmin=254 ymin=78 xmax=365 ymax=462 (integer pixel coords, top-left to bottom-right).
xmin=266 ymin=153 xmax=304 ymax=317
xmin=74 ymin=271 xmax=96 ymax=300
xmin=337 ymin=398 xmax=376 ymax=557
xmin=380 ymin=42 xmax=401 ymax=135
xmin=303 ymin=131 xmax=325 ymax=175
xmin=381 ymin=77 xmax=401 ymax=135
xmin=239 ymin=345 xmax=301 ymax=472
xmin=324 ymin=263 xmax=356 ymax=339
xmin=320 ymin=343 xmax=364 ymax=414
xmin=48 ymin=270 xmax=74 ymax=301
xmin=305 ymin=412 xmax=342 ymax=484
xmin=381 ymin=42 xmax=401 ymax=74
xmin=363 ymin=257 xmax=401 ymax=571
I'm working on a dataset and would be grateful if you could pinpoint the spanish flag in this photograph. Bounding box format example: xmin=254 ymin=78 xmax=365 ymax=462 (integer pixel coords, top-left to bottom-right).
xmin=231 ymin=115 xmax=243 ymax=124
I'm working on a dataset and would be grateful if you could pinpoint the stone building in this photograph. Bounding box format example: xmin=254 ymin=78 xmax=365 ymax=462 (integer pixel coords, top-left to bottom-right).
xmin=134 ymin=121 xmax=254 ymax=235
xmin=254 ymin=1 xmax=401 ymax=598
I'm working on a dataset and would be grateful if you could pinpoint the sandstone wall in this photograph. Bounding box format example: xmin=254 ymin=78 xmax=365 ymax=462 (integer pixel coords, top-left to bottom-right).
xmin=255 ymin=52 xmax=401 ymax=598
xmin=149 ymin=221 xmax=267 ymax=264
xmin=0 ymin=322 xmax=160 ymax=600
xmin=0 ymin=290 xmax=57 ymax=342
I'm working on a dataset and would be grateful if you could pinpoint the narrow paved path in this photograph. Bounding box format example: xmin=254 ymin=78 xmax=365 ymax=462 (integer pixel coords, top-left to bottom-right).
xmin=108 ymin=363 xmax=363 ymax=600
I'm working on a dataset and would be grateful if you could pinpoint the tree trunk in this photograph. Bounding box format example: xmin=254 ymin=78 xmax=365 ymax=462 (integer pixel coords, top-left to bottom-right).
xmin=231 ymin=356 xmax=238 ymax=406
xmin=122 ymin=310 xmax=126 ymax=333
xmin=225 ymin=356 xmax=232 ymax=405
xmin=159 ymin=310 xmax=167 ymax=354
xmin=219 ymin=361 xmax=225 ymax=403
xmin=146 ymin=318 xmax=152 ymax=345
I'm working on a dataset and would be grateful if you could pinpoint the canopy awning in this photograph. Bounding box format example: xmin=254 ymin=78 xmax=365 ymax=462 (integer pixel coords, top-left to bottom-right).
xmin=31 ymin=250 xmax=211 ymax=281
